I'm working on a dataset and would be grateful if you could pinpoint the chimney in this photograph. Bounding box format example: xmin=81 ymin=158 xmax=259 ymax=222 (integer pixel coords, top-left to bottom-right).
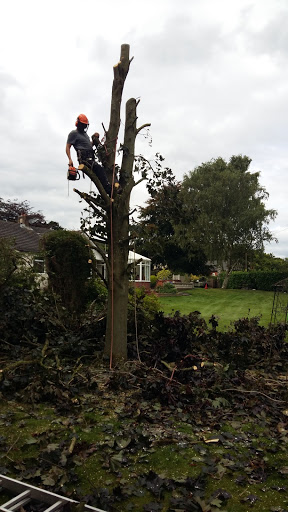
xmin=19 ymin=214 xmax=32 ymax=230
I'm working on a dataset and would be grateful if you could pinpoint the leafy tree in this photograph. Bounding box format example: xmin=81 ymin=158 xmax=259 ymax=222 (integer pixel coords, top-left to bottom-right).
xmin=175 ymin=155 xmax=277 ymax=288
xmin=135 ymin=183 xmax=208 ymax=274
xmin=0 ymin=197 xmax=62 ymax=229
xmin=250 ymin=251 xmax=288 ymax=272
xmin=0 ymin=197 xmax=46 ymax=224
xmin=45 ymin=221 xmax=63 ymax=230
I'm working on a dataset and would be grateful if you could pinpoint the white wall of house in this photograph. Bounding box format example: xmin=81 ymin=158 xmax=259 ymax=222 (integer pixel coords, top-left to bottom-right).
xmin=14 ymin=253 xmax=48 ymax=289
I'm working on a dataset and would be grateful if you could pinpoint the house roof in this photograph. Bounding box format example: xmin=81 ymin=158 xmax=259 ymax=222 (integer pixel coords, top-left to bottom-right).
xmin=0 ymin=220 xmax=49 ymax=253
xmin=91 ymin=247 xmax=151 ymax=263
xmin=82 ymin=232 xmax=151 ymax=263
xmin=128 ymin=251 xmax=151 ymax=262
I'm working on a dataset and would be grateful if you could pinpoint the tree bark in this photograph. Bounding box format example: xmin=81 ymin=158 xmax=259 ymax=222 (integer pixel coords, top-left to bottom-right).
xmin=104 ymin=97 xmax=137 ymax=362
xmin=105 ymin=44 xmax=131 ymax=179
xmin=221 ymin=271 xmax=230 ymax=289
xmin=221 ymin=257 xmax=232 ymax=289
xmin=76 ymin=44 xmax=150 ymax=364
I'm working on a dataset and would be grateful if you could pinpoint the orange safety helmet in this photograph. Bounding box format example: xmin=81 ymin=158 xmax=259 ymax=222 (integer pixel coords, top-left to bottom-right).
xmin=75 ymin=114 xmax=89 ymax=126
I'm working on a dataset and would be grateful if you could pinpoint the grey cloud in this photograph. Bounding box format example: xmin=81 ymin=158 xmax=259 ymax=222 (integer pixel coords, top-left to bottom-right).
xmin=243 ymin=9 xmax=288 ymax=59
xmin=266 ymin=231 xmax=288 ymax=258
xmin=1 ymin=1 xmax=288 ymax=259
xmin=135 ymin=15 xmax=225 ymax=69
xmin=0 ymin=71 xmax=21 ymax=113
xmin=0 ymin=71 xmax=20 ymax=88
xmin=89 ymin=37 xmax=120 ymax=65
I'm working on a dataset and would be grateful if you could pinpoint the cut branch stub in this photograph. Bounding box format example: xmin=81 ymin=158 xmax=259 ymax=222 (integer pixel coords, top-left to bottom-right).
xmin=120 ymin=98 xmax=137 ymax=189
xmin=78 ymin=164 xmax=110 ymax=205
xmin=113 ymin=44 xmax=131 ymax=80
xmin=106 ymin=45 xmax=131 ymax=171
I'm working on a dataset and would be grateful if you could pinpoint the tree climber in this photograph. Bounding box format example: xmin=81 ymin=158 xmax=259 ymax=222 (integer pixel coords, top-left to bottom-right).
xmin=66 ymin=114 xmax=113 ymax=195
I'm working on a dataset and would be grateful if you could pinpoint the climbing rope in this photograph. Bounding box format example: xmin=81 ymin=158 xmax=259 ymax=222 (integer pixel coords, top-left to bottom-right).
xmin=66 ymin=133 xmax=119 ymax=369
xmin=109 ymin=137 xmax=118 ymax=370
xmin=133 ymin=244 xmax=141 ymax=363
xmin=87 ymin=179 xmax=93 ymax=265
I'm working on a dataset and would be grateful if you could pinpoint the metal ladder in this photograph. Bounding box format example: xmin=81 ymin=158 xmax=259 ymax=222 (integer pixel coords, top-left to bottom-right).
xmin=0 ymin=475 xmax=106 ymax=512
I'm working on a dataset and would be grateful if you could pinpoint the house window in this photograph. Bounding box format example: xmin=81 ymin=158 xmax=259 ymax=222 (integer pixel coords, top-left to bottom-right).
xmin=132 ymin=260 xmax=151 ymax=282
xmin=96 ymin=263 xmax=106 ymax=280
xmin=33 ymin=257 xmax=45 ymax=274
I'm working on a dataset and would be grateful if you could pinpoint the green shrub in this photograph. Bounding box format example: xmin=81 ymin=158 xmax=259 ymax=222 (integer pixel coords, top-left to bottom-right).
xmin=143 ymin=292 xmax=161 ymax=316
xmin=0 ymin=270 xmax=106 ymax=363
xmin=0 ymin=239 xmax=39 ymax=290
xmin=85 ymin=278 xmax=108 ymax=305
xmin=127 ymin=287 xmax=161 ymax=358
xmin=128 ymin=287 xmax=161 ymax=319
xmin=136 ymin=311 xmax=288 ymax=372
xmin=223 ymin=271 xmax=288 ymax=291
xmin=181 ymin=274 xmax=191 ymax=284
xmin=156 ymin=269 xmax=172 ymax=281
xmin=0 ymin=239 xmax=18 ymax=287
xmin=43 ymin=231 xmax=92 ymax=313
xmin=150 ymin=275 xmax=158 ymax=289
xmin=156 ymin=282 xmax=177 ymax=294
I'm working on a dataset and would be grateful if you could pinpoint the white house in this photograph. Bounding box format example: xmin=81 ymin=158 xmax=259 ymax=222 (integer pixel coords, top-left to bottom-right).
xmin=92 ymin=248 xmax=151 ymax=288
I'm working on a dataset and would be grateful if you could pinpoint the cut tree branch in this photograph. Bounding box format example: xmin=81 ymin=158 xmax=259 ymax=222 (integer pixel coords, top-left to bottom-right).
xmin=90 ymin=236 xmax=108 ymax=244
xmin=77 ymin=164 xmax=111 ymax=206
xmin=134 ymin=176 xmax=147 ymax=187
xmin=90 ymin=240 xmax=109 ymax=267
xmin=136 ymin=123 xmax=151 ymax=135
xmin=93 ymin=265 xmax=108 ymax=288
xmin=73 ymin=189 xmax=108 ymax=214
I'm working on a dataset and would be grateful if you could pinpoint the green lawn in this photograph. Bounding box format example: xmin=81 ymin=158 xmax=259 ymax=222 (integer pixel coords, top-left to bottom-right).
xmin=159 ymin=288 xmax=276 ymax=330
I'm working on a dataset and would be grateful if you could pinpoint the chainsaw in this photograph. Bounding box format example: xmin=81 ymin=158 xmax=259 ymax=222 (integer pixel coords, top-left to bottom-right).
xmin=67 ymin=165 xmax=80 ymax=181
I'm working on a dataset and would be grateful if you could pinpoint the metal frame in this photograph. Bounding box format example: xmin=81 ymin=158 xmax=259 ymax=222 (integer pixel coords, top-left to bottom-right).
xmin=270 ymin=279 xmax=288 ymax=327
xmin=0 ymin=475 xmax=106 ymax=512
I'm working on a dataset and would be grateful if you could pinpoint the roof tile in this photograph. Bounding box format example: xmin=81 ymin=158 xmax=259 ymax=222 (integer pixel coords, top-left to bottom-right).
xmin=0 ymin=220 xmax=46 ymax=252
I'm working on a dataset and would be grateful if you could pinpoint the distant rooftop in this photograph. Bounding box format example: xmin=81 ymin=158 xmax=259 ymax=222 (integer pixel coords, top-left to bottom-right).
xmin=0 ymin=219 xmax=50 ymax=252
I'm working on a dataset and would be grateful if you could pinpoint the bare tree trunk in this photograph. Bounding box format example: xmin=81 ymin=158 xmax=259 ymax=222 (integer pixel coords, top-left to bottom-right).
xmin=221 ymin=271 xmax=231 ymax=289
xmin=75 ymin=45 xmax=150 ymax=364
xmin=105 ymin=44 xmax=131 ymax=175
xmin=104 ymin=97 xmax=137 ymax=362
xmin=221 ymin=257 xmax=232 ymax=289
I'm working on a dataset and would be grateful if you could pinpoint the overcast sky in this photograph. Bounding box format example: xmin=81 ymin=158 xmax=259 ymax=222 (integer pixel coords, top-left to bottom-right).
xmin=1 ymin=0 xmax=288 ymax=256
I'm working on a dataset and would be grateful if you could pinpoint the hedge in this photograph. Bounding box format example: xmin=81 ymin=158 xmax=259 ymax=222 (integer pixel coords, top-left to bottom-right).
xmin=222 ymin=271 xmax=288 ymax=291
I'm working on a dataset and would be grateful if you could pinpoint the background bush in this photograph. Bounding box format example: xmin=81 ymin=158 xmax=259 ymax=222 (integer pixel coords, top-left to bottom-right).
xmin=220 ymin=271 xmax=288 ymax=291
xmin=43 ymin=231 xmax=93 ymax=313
xmin=156 ymin=282 xmax=177 ymax=294
xmin=85 ymin=278 xmax=108 ymax=305
xmin=150 ymin=275 xmax=158 ymax=289
xmin=156 ymin=269 xmax=172 ymax=281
